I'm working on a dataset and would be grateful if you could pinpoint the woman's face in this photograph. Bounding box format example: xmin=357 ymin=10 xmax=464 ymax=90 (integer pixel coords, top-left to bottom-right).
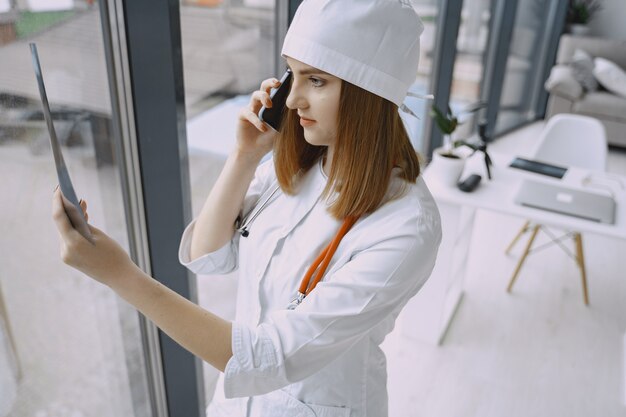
xmin=284 ymin=56 xmax=342 ymax=149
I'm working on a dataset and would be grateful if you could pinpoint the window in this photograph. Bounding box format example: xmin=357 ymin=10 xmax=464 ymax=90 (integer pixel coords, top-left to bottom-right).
xmin=0 ymin=3 xmax=151 ymax=416
xmin=179 ymin=0 xmax=278 ymax=408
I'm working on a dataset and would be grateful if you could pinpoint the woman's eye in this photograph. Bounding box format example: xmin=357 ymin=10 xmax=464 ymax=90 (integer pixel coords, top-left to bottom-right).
xmin=310 ymin=77 xmax=324 ymax=87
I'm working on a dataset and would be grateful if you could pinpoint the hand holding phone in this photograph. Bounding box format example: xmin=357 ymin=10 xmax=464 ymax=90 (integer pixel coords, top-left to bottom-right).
xmin=258 ymin=69 xmax=292 ymax=132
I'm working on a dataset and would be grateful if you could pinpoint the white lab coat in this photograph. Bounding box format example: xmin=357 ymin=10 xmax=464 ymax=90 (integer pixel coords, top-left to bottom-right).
xmin=178 ymin=157 xmax=442 ymax=417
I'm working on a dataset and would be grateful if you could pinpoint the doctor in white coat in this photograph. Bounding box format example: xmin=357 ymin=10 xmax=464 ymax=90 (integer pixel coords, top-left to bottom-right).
xmin=52 ymin=1 xmax=442 ymax=416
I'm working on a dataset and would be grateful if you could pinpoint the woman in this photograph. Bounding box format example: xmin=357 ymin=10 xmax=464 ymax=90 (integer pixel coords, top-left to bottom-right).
xmin=53 ymin=1 xmax=442 ymax=415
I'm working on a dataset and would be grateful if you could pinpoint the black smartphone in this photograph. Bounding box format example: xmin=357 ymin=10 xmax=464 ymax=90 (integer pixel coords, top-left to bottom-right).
xmin=258 ymin=69 xmax=292 ymax=132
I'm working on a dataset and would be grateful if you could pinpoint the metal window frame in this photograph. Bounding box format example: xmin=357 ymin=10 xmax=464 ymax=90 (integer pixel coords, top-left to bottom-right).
xmin=99 ymin=1 xmax=170 ymax=416
xmin=100 ymin=0 xmax=301 ymax=416
xmin=100 ymin=0 xmax=202 ymax=416
xmin=121 ymin=0 xmax=204 ymax=415
xmin=480 ymin=0 xmax=518 ymax=140
xmin=534 ymin=0 xmax=568 ymax=118
xmin=481 ymin=0 xmax=569 ymax=139
xmin=273 ymin=0 xmax=302 ymax=74
xmin=424 ymin=0 xmax=464 ymax=158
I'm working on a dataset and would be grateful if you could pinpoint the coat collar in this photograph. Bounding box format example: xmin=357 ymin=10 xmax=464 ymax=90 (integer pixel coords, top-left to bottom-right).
xmin=278 ymin=159 xmax=329 ymax=238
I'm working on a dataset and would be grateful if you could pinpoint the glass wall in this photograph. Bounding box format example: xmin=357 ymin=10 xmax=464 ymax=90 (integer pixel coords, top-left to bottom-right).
xmin=404 ymin=0 xmax=439 ymax=153
xmin=410 ymin=0 xmax=491 ymax=151
xmin=493 ymin=0 xmax=553 ymax=134
xmin=0 ymin=2 xmax=150 ymax=416
xmin=453 ymin=0 xmax=490 ymax=104
xmin=450 ymin=0 xmax=491 ymax=138
xmin=178 ymin=0 xmax=277 ymax=408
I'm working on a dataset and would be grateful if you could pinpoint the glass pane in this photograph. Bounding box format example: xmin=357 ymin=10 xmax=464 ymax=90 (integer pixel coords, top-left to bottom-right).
xmin=494 ymin=0 xmax=551 ymax=134
xmin=409 ymin=0 xmax=491 ymax=151
xmin=0 ymin=3 xmax=151 ymax=417
xmin=179 ymin=0 xmax=276 ymax=409
xmin=449 ymin=0 xmax=491 ymax=140
xmin=405 ymin=0 xmax=440 ymax=153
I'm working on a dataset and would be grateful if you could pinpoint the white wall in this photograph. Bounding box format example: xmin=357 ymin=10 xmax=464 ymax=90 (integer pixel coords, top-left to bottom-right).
xmin=588 ymin=0 xmax=626 ymax=40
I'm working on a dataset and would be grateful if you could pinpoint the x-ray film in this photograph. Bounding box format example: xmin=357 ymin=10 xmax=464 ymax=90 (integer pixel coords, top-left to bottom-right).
xmin=30 ymin=43 xmax=93 ymax=244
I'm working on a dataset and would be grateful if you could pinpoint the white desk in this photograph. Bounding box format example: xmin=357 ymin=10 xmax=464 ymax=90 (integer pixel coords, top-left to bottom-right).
xmin=400 ymin=151 xmax=626 ymax=345
xmin=428 ymin=151 xmax=626 ymax=239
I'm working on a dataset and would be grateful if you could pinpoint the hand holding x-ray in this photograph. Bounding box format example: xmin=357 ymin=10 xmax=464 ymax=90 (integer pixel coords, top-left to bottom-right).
xmin=30 ymin=43 xmax=94 ymax=244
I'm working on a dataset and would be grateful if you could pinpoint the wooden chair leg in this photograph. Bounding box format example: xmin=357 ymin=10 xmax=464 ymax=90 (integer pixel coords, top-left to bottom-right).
xmin=507 ymin=225 xmax=540 ymax=293
xmin=574 ymin=233 xmax=590 ymax=306
xmin=506 ymin=220 xmax=531 ymax=255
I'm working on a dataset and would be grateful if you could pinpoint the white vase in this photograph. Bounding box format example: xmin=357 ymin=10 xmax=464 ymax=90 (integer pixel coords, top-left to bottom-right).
xmin=429 ymin=148 xmax=466 ymax=187
xmin=569 ymin=24 xmax=590 ymax=36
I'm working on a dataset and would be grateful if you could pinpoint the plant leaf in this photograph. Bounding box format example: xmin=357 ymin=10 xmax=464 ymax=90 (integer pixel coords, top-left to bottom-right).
xmin=430 ymin=105 xmax=457 ymax=134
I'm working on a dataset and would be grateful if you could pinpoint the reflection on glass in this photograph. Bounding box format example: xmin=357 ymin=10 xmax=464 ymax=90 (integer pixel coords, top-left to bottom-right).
xmin=0 ymin=2 xmax=150 ymax=416
xmin=409 ymin=0 xmax=491 ymax=150
xmin=179 ymin=0 xmax=276 ymax=408
xmin=495 ymin=0 xmax=551 ymax=134
xmin=404 ymin=0 xmax=440 ymax=152
xmin=450 ymin=0 xmax=491 ymax=139
xmin=452 ymin=0 xmax=490 ymax=105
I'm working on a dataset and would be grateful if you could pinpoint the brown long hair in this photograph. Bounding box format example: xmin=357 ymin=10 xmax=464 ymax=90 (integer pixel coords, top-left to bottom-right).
xmin=273 ymin=80 xmax=421 ymax=220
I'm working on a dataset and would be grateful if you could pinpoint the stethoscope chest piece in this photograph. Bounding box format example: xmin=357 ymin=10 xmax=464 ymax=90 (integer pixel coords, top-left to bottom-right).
xmin=286 ymin=292 xmax=306 ymax=310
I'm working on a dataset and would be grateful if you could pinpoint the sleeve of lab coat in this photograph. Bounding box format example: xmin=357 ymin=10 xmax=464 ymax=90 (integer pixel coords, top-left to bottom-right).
xmin=178 ymin=158 xmax=275 ymax=275
xmin=222 ymin=211 xmax=442 ymax=398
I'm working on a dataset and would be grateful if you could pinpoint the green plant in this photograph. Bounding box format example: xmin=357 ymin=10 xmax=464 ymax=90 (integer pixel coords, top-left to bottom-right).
xmin=15 ymin=11 xmax=76 ymax=39
xmin=567 ymin=0 xmax=602 ymax=25
xmin=430 ymin=102 xmax=486 ymax=158
xmin=430 ymin=105 xmax=458 ymax=136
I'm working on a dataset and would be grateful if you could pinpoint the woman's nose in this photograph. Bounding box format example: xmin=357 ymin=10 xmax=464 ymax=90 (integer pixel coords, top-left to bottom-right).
xmin=286 ymin=86 xmax=306 ymax=110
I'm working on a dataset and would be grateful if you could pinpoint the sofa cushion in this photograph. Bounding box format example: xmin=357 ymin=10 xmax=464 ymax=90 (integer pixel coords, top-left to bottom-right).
xmin=556 ymin=35 xmax=626 ymax=69
xmin=545 ymin=65 xmax=583 ymax=100
xmin=573 ymin=91 xmax=626 ymax=121
xmin=570 ymin=49 xmax=598 ymax=91
xmin=593 ymin=57 xmax=626 ymax=99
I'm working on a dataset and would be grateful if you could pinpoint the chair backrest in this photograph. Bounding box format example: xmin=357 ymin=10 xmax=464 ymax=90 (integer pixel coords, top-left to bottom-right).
xmin=531 ymin=114 xmax=607 ymax=171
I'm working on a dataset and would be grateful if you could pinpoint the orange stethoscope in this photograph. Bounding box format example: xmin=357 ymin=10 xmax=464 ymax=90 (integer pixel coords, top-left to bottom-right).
xmin=286 ymin=215 xmax=359 ymax=310
xmin=236 ymin=183 xmax=360 ymax=310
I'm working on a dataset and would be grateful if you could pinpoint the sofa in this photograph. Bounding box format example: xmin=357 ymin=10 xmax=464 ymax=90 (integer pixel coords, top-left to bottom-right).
xmin=545 ymin=35 xmax=626 ymax=148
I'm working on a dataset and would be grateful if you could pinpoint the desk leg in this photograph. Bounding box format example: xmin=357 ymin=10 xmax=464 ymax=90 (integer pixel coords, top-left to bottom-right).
xmin=507 ymin=225 xmax=540 ymax=293
xmin=574 ymin=233 xmax=590 ymax=306
xmin=399 ymin=202 xmax=476 ymax=345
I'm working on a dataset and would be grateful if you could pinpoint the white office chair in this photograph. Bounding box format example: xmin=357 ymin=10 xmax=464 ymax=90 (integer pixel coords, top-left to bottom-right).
xmin=505 ymin=114 xmax=608 ymax=305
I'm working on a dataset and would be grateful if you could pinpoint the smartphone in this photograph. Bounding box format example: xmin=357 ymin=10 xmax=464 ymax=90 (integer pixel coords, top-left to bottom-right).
xmin=258 ymin=69 xmax=292 ymax=132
